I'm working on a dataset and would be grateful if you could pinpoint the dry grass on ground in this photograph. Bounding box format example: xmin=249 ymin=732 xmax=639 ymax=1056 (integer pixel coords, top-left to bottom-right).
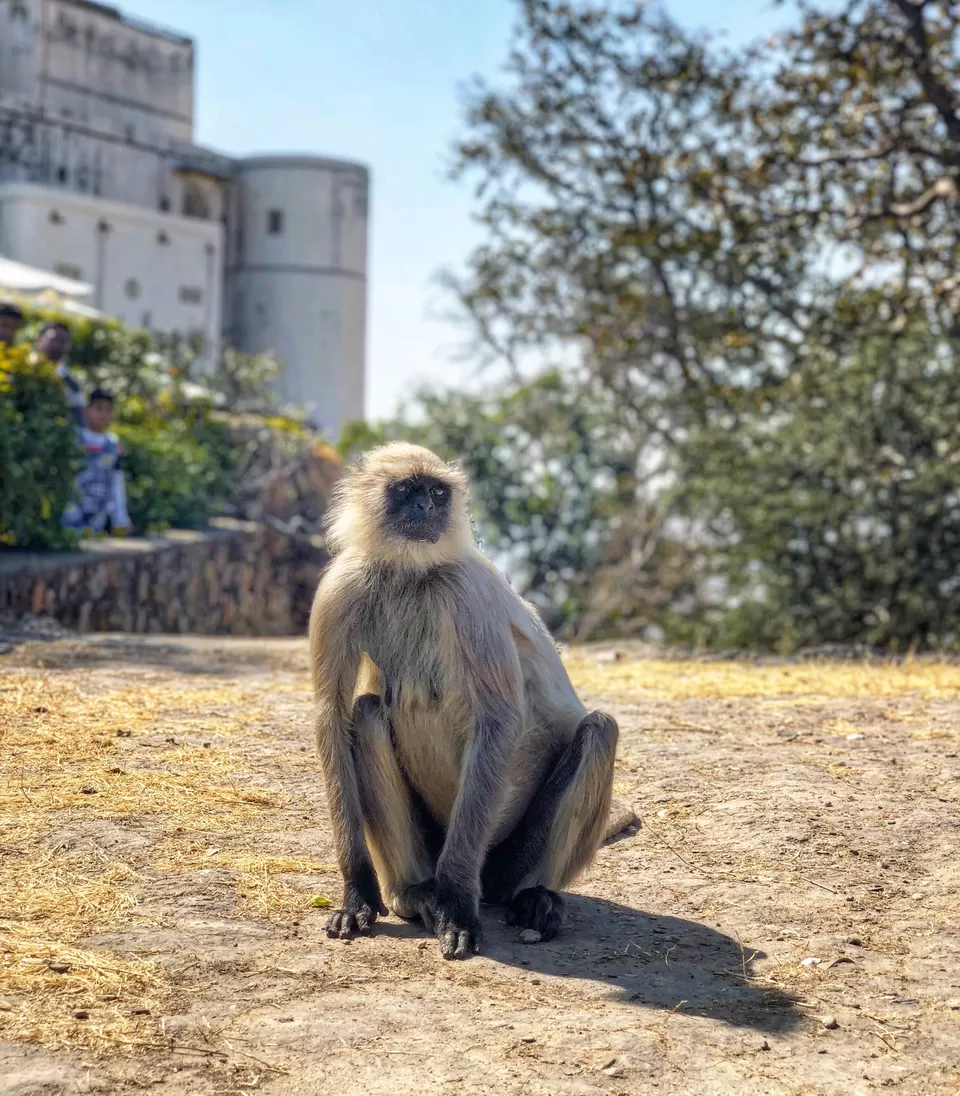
xmin=1 ymin=636 xmax=959 ymax=1095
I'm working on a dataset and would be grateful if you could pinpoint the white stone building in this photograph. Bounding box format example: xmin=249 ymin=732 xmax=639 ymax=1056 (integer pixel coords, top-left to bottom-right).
xmin=0 ymin=0 xmax=369 ymax=436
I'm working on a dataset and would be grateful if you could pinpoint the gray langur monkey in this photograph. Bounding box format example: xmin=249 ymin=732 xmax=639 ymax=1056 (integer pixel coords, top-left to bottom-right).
xmin=309 ymin=442 xmax=619 ymax=960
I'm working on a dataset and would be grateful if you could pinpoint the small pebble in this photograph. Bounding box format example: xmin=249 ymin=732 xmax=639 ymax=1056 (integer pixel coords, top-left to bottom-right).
xmin=520 ymin=929 xmax=542 ymax=944
xmin=521 ymin=1036 xmax=536 ymax=1044
xmin=73 ymin=1010 xmax=89 ymax=1020
xmin=800 ymin=957 xmax=822 ymax=967
xmin=845 ymin=937 xmax=863 ymax=946
xmin=946 ymin=999 xmax=960 ymax=1010
xmin=79 ymin=786 xmax=97 ymax=795
xmin=47 ymin=962 xmax=71 ymax=974
xmin=760 ymin=1040 xmax=770 ymax=1051
xmin=846 ymin=733 xmax=865 ymax=741
xmin=116 ymin=729 xmax=132 ymax=738
xmin=821 ymin=1016 xmax=839 ymax=1030
xmin=911 ymin=892 xmax=923 ymax=900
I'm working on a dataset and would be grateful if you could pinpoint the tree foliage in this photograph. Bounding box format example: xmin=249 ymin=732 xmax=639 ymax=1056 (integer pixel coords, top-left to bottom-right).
xmin=432 ymin=0 xmax=960 ymax=649
xmin=678 ymin=306 xmax=960 ymax=651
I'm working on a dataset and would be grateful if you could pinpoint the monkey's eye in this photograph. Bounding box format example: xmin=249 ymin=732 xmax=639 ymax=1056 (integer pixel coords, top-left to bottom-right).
xmin=394 ymin=482 xmax=410 ymax=497
xmin=431 ymin=485 xmax=448 ymax=501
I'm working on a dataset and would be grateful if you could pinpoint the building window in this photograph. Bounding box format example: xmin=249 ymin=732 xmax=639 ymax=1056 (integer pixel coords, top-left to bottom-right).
xmin=159 ymin=196 xmax=171 ymax=212
xmin=54 ymin=262 xmax=83 ymax=280
xmin=157 ymin=231 xmax=170 ymax=246
xmin=267 ymin=209 xmax=284 ymax=235
xmin=49 ymin=209 xmax=64 ymax=225
xmin=178 ymin=286 xmax=203 ymax=305
xmin=183 ymin=182 xmax=211 ymax=220
xmin=56 ymin=167 xmax=68 ymax=183
xmin=125 ymin=278 xmax=141 ymax=300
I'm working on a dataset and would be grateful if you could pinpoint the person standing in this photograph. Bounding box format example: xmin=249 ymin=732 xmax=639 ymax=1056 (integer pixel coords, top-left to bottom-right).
xmin=34 ymin=321 xmax=85 ymax=427
xmin=62 ymin=388 xmax=132 ymax=537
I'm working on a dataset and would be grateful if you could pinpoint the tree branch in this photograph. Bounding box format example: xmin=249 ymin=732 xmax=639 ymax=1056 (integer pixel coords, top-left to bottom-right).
xmin=890 ymin=0 xmax=960 ymax=146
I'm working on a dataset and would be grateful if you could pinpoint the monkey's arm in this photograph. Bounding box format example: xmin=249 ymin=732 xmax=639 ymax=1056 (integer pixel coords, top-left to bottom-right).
xmin=310 ymin=566 xmax=387 ymax=937
xmin=432 ymin=584 xmax=524 ymax=958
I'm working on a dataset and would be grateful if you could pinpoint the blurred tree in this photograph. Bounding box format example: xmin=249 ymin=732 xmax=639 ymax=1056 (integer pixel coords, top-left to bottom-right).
xmin=757 ymin=0 xmax=960 ymax=339
xmin=451 ymin=0 xmax=960 ymax=412
xmin=439 ymin=0 xmax=960 ymax=649
xmin=677 ymin=299 xmax=960 ymax=651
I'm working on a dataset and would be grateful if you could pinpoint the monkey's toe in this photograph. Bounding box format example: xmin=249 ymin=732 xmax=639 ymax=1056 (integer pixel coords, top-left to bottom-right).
xmin=439 ymin=927 xmax=481 ymax=960
xmin=507 ymin=886 xmax=564 ymax=941
xmin=325 ymin=904 xmax=378 ymax=940
xmin=325 ymin=911 xmax=352 ymax=938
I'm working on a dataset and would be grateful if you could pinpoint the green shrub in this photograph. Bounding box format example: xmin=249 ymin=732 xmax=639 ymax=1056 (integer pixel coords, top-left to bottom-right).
xmin=115 ymin=420 xmax=228 ymax=535
xmin=0 ymin=345 xmax=80 ymax=549
xmin=677 ymin=316 xmax=960 ymax=652
xmin=8 ymin=304 xmax=323 ymax=545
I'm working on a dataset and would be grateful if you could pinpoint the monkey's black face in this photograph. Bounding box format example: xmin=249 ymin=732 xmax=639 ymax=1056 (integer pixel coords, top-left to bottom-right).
xmin=384 ymin=474 xmax=452 ymax=543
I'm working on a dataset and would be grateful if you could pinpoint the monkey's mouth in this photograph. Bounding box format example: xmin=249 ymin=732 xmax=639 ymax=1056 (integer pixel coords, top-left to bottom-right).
xmin=394 ymin=516 xmax=446 ymax=544
xmin=397 ymin=524 xmax=444 ymax=544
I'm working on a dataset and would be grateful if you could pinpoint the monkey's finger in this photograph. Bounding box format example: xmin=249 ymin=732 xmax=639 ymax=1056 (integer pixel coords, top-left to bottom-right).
xmin=378 ymin=899 xmax=389 ymax=916
xmin=355 ymin=906 xmax=375 ymax=935
xmin=325 ymin=912 xmax=344 ymax=937
xmin=452 ymin=931 xmax=478 ymax=960
xmin=338 ymin=913 xmax=358 ymax=939
xmin=438 ymin=928 xmax=460 ymax=960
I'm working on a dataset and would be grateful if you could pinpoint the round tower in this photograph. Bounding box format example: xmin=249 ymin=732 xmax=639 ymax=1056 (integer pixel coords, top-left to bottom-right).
xmin=226 ymin=155 xmax=369 ymax=436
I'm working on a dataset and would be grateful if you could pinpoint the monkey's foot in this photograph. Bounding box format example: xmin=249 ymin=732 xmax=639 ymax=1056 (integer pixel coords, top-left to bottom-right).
xmin=392 ymin=879 xmax=437 ymax=924
xmin=507 ymin=885 xmax=564 ymax=941
xmin=325 ymin=879 xmax=388 ymax=940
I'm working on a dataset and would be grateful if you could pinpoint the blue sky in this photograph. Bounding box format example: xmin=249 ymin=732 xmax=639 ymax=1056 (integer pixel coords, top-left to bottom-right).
xmin=120 ymin=0 xmax=791 ymax=420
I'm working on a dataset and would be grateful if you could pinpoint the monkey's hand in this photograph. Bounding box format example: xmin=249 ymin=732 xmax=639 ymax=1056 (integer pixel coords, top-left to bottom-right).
xmin=326 ymin=870 xmax=388 ymax=940
xmin=412 ymin=880 xmax=483 ymax=960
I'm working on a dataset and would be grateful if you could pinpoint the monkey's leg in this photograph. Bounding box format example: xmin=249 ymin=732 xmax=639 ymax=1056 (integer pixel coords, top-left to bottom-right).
xmin=481 ymin=710 xmax=618 ymax=940
xmin=350 ymin=695 xmax=437 ymax=920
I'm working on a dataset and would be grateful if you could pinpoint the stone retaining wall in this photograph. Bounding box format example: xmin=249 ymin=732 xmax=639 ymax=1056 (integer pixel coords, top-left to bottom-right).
xmin=0 ymin=519 xmax=328 ymax=636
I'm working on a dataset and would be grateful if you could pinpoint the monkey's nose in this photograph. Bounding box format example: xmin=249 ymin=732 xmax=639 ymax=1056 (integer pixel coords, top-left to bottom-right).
xmin=416 ymin=497 xmax=434 ymax=513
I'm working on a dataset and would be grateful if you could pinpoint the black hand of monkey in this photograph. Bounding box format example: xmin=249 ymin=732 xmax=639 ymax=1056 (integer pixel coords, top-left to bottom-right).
xmin=325 ymin=870 xmax=388 ymax=940
xmin=414 ymin=880 xmax=483 ymax=960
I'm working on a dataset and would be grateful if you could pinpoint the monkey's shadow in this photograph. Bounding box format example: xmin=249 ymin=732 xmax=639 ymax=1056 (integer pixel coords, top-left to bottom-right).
xmin=378 ymin=895 xmax=799 ymax=1033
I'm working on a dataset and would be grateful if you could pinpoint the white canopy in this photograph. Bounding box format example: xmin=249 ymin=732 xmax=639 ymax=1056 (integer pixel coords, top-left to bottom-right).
xmin=0 ymin=255 xmax=93 ymax=298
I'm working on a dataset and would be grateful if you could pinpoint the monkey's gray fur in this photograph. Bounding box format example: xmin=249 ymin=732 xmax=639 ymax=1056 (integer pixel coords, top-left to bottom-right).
xmin=309 ymin=441 xmax=618 ymax=960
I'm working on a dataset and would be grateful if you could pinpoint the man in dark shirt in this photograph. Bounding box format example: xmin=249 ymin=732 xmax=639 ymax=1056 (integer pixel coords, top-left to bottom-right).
xmin=0 ymin=302 xmax=23 ymax=346
xmin=34 ymin=321 xmax=84 ymax=427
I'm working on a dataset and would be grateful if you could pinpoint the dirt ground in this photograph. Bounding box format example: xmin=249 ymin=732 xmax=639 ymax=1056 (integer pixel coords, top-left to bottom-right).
xmin=2 ymin=632 xmax=959 ymax=1096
